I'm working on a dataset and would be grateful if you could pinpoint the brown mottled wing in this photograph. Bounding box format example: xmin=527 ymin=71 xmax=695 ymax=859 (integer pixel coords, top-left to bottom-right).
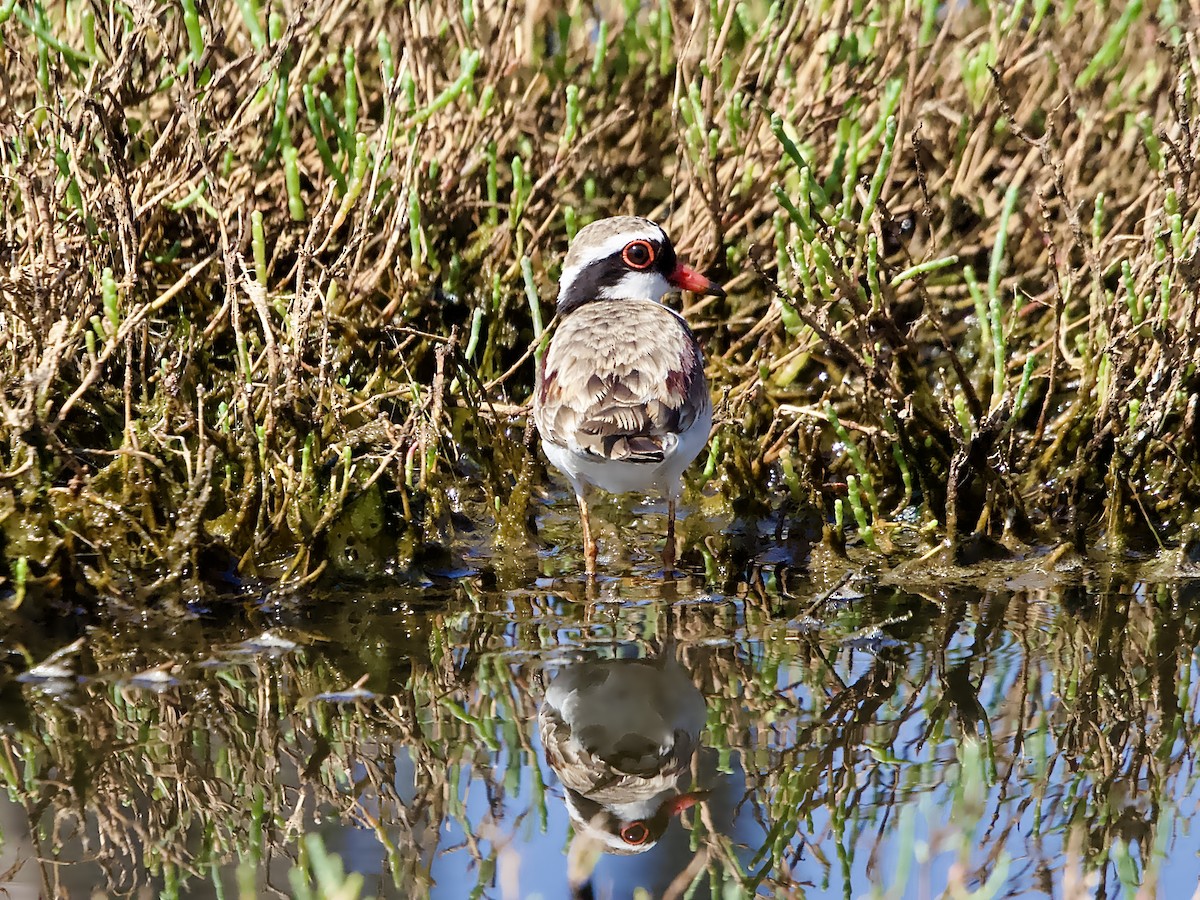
xmin=533 ymin=300 xmax=708 ymax=462
xmin=537 ymin=704 xmax=691 ymax=803
xmin=538 ymin=703 xmax=617 ymax=796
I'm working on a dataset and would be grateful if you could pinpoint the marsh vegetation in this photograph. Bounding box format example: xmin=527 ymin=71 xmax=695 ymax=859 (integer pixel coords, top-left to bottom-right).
xmin=4 ymin=0 xmax=1200 ymax=599
xmin=2 ymin=0 xmax=1200 ymax=896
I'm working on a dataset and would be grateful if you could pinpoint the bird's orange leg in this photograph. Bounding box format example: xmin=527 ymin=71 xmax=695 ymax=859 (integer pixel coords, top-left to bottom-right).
xmin=578 ymin=493 xmax=597 ymax=576
xmin=663 ymin=498 xmax=677 ymax=572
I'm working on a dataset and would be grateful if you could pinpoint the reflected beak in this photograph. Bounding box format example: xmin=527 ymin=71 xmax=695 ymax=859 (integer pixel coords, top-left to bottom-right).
xmin=668 ymin=262 xmax=726 ymax=298
xmin=662 ymin=790 xmax=710 ymax=817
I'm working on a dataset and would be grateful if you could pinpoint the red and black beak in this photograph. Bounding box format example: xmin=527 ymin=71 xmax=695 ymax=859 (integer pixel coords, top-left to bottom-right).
xmin=668 ymin=262 xmax=726 ymax=298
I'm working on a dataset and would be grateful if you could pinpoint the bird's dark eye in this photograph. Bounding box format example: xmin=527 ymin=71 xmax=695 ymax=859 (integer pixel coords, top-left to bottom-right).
xmin=622 ymin=240 xmax=655 ymax=270
xmin=620 ymin=821 xmax=650 ymax=845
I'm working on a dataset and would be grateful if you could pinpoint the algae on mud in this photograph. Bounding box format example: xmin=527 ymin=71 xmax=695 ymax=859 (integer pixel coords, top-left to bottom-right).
xmin=3 ymin=2 xmax=1200 ymax=601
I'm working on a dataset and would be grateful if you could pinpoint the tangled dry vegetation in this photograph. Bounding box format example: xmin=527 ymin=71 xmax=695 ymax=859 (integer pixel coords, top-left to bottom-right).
xmin=2 ymin=0 xmax=1199 ymax=604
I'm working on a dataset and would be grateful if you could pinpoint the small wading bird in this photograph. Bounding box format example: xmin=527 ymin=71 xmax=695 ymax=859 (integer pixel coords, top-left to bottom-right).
xmin=537 ymin=645 xmax=708 ymax=858
xmin=532 ymin=216 xmax=725 ymax=575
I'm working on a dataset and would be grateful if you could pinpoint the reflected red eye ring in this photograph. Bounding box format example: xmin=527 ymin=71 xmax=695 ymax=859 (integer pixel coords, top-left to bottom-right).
xmin=620 ymin=821 xmax=650 ymax=845
xmin=622 ymin=240 xmax=655 ymax=270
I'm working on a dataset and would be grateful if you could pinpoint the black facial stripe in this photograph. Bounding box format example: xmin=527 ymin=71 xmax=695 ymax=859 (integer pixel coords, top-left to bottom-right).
xmin=655 ymin=240 xmax=677 ymax=279
xmin=557 ymin=237 xmax=674 ymax=313
xmin=556 ymin=257 xmax=628 ymax=314
xmin=563 ymin=788 xmax=604 ymax=822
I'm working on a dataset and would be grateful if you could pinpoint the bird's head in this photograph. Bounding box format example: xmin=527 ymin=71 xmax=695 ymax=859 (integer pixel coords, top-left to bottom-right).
xmin=556 ymin=216 xmax=725 ymax=314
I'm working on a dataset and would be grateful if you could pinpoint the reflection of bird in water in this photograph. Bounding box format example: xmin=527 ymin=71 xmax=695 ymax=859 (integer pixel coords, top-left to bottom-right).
xmin=538 ymin=644 xmax=707 ymax=858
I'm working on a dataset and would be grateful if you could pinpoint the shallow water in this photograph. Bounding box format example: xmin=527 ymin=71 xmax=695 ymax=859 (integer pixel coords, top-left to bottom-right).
xmin=2 ymin=500 xmax=1199 ymax=898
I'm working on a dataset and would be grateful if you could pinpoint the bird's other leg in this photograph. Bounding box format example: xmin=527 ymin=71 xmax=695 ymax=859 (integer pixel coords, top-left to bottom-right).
xmin=663 ymin=497 xmax=677 ymax=572
xmin=577 ymin=492 xmax=597 ymax=576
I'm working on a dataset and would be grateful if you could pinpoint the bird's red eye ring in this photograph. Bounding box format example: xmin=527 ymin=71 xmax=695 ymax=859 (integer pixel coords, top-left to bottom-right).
xmin=620 ymin=821 xmax=650 ymax=845
xmin=622 ymin=240 xmax=655 ymax=270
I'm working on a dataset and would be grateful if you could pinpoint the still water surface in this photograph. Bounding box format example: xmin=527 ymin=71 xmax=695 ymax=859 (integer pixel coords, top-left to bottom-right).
xmin=1 ymin=506 xmax=1199 ymax=898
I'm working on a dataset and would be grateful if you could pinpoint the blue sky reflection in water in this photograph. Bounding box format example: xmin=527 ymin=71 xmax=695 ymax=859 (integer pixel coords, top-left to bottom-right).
xmin=410 ymin=581 xmax=1200 ymax=899
xmin=2 ymin=569 xmax=1200 ymax=898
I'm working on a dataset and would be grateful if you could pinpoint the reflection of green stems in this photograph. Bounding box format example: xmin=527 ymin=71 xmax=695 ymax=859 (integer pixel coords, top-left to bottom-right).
xmin=439 ymin=698 xmax=499 ymax=750
xmin=1110 ymin=839 xmax=1140 ymax=895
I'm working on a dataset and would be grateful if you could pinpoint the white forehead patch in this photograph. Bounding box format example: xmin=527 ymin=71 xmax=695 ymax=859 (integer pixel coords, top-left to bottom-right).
xmin=571 ymin=223 xmax=666 ymax=263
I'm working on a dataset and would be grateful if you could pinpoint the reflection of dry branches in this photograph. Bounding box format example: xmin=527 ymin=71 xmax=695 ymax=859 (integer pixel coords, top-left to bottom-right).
xmin=0 ymin=574 xmax=1198 ymax=895
xmin=675 ymin=576 xmax=1200 ymax=896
